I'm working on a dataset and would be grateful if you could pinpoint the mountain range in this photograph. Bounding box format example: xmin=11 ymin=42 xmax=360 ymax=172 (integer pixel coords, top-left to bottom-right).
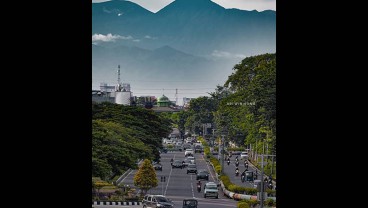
xmin=92 ymin=0 xmax=276 ymax=101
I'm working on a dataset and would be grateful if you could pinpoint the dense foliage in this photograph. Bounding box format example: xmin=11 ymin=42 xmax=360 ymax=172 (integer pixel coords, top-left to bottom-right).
xmin=176 ymin=53 xmax=276 ymax=176
xmin=92 ymin=103 xmax=172 ymax=180
xmin=177 ymin=53 xmax=276 ymax=156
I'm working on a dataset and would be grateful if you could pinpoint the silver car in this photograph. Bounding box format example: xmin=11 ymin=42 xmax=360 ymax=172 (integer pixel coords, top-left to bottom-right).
xmin=142 ymin=194 xmax=174 ymax=208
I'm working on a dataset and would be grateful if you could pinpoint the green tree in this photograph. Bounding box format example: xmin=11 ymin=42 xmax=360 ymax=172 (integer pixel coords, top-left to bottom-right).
xmin=133 ymin=159 xmax=158 ymax=195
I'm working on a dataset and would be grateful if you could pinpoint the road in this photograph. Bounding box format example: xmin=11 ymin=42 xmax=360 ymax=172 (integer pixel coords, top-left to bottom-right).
xmin=119 ymin=151 xmax=238 ymax=208
xmin=221 ymin=154 xmax=276 ymax=189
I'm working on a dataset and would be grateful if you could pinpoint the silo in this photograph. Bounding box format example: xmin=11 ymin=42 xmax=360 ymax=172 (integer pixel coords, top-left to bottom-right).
xmin=115 ymin=91 xmax=131 ymax=105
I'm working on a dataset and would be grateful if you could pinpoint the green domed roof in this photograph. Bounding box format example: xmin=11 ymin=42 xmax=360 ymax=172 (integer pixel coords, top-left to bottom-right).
xmin=158 ymin=94 xmax=169 ymax=102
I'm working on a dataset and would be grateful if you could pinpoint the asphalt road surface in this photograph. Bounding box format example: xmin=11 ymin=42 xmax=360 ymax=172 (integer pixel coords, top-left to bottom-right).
xmin=119 ymin=151 xmax=238 ymax=208
xmin=221 ymin=154 xmax=275 ymax=189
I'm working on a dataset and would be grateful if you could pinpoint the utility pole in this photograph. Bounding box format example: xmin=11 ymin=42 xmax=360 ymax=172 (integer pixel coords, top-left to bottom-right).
xmin=221 ymin=135 xmax=225 ymax=174
xmin=259 ymin=153 xmax=276 ymax=208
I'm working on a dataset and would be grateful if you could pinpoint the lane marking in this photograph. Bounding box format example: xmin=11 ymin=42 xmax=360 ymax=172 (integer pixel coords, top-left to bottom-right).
xmin=191 ymin=175 xmax=194 ymax=198
xmin=164 ymin=154 xmax=175 ymax=196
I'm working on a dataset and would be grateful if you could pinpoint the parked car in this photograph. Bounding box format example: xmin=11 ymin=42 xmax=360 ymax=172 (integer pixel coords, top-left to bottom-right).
xmin=142 ymin=194 xmax=174 ymax=208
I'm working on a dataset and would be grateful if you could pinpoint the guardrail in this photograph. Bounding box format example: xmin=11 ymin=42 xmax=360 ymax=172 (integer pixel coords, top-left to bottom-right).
xmin=116 ymin=169 xmax=132 ymax=185
xmin=116 ymin=159 xmax=143 ymax=185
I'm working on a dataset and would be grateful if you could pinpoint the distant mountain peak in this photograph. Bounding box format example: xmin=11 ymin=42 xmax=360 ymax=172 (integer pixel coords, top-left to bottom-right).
xmin=157 ymin=0 xmax=224 ymax=14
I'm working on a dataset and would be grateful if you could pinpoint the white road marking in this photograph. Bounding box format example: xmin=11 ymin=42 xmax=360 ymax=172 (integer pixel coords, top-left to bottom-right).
xmin=164 ymin=154 xmax=175 ymax=196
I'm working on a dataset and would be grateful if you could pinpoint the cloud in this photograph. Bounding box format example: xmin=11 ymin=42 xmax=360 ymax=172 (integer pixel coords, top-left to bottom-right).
xmin=144 ymin=35 xmax=157 ymax=39
xmin=133 ymin=39 xmax=141 ymax=42
xmin=211 ymin=50 xmax=246 ymax=59
xmin=92 ymin=33 xmax=133 ymax=42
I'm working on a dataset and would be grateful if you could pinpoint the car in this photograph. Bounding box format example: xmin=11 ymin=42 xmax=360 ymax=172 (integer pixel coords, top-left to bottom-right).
xmin=142 ymin=194 xmax=174 ymax=208
xmin=172 ymin=160 xmax=183 ymax=168
xmin=240 ymin=152 xmax=249 ymax=160
xmin=194 ymin=145 xmax=203 ymax=153
xmin=187 ymin=156 xmax=195 ymax=164
xmin=185 ymin=149 xmax=194 ymax=157
xmin=186 ymin=164 xmax=197 ymax=174
xmin=182 ymin=158 xmax=191 ymax=167
xmin=196 ymin=170 xmax=209 ymax=180
xmin=183 ymin=143 xmax=191 ymax=150
xmin=203 ymin=182 xmax=219 ymax=198
xmin=182 ymin=199 xmax=198 ymax=208
xmin=153 ymin=163 xmax=162 ymax=171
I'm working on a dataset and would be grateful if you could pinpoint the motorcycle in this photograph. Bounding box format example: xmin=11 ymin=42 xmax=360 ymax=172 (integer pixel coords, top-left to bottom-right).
xmin=235 ymin=170 xmax=239 ymax=176
xmin=268 ymin=183 xmax=273 ymax=190
xmin=241 ymin=174 xmax=245 ymax=183
xmin=197 ymin=184 xmax=201 ymax=193
xmin=227 ymin=160 xmax=230 ymax=166
xmin=235 ymin=161 xmax=239 ymax=167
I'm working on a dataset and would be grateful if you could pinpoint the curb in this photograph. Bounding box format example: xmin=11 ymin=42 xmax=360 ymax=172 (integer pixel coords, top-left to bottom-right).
xmin=92 ymin=201 xmax=141 ymax=206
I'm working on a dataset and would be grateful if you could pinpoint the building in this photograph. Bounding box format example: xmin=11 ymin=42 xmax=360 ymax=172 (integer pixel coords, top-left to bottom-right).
xmin=92 ymin=83 xmax=132 ymax=105
xmin=152 ymin=94 xmax=181 ymax=113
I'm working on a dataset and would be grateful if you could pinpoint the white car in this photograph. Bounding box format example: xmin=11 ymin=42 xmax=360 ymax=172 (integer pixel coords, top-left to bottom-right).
xmin=187 ymin=156 xmax=195 ymax=164
xmin=240 ymin=152 xmax=248 ymax=160
xmin=185 ymin=149 xmax=194 ymax=156
xmin=203 ymin=182 xmax=219 ymax=198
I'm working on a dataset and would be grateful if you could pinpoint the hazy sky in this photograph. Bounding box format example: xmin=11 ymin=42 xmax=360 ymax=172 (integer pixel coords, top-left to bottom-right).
xmin=92 ymin=0 xmax=276 ymax=12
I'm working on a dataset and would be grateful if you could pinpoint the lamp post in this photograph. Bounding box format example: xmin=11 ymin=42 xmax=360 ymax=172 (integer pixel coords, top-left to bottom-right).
xmin=258 ymin=153 xmax=276 ymax=208
xmin=221 ymin=134 xmax=225 ymax=174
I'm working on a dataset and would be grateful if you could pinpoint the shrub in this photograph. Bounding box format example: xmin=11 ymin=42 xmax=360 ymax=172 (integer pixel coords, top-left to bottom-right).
xmin=215 ymin=165 xmax=222 ymax=175
xmin=247 ymin=199 xmax=259 ymax=207
xmin=244 ymin=187 xmax=257 ymax=195
xmin=264 ymin=198 xmax=275 ymax=207
xmin=167 ymin=144 xmax=173 ymax=149
xmin=109 ymin=195 xmax=123 ymax=201
xmin=219 ymin=175 xmax=231 ymax=189
xmin=266 ymin=189 xmax=276 ymax=197
xmin=237 ymin=201 xmax=250 ymax=208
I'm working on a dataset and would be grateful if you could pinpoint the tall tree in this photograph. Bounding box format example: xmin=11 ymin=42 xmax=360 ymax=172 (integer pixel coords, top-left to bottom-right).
xmin=133 ymin=159 xmax=158 ymax=195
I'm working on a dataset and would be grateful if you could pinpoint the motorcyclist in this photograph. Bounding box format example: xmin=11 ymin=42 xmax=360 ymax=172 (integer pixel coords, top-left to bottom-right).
xmin=254 ymin=170 xmax=258 ymax=179
xmin=196 ymin=181 xmax=201 ymax=192
xmin=227 ymin=158 xmax=230 ymax=165
xmin=235 ymin=160 xmax=239 ymax=167
xmin=235 ymin=167 xmax=239 ymax=176
xmin=170 ymin=158 xmax=174 ymax=166
xmin=241 ymin=170 xmax=246 ymax=182
xmin=197 ymin=183 xmax=201 ymax=192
